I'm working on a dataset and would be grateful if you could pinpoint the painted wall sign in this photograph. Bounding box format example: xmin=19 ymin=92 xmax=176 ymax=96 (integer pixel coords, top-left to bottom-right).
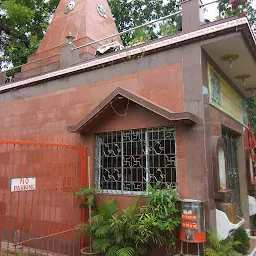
xmin=208 ymin=63 xmax=248 ymax=126
xmin=11 ymin=177 xmax=36 ymax=192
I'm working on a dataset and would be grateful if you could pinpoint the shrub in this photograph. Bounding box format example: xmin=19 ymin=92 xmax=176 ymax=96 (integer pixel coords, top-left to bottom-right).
xmin=138 ymin=185 xmax=181 ymax=256
xmin=233 ymin=228 xmax=250 ymax=255
xmin=204 ymin=231 xmax=241 ymax=256
xmin=76 ymin=185 xmax=181 ymax=256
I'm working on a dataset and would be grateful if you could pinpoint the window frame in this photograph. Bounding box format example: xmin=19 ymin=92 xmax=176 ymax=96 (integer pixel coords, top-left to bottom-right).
xmin=95 ymin=127 xmax=177 ymax=195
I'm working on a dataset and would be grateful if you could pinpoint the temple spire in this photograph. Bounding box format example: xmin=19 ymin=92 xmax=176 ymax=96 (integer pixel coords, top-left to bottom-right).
xmin=37 ymin=0 xmax=120 ymax=53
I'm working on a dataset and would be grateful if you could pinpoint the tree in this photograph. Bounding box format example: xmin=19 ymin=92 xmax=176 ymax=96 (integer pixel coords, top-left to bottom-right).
xmin=0 ymin=0 xmax=59 ymax=69
xmin=217 ymin=0 xmax=256 ymax=133
xmin=247 ymin=97 xmax=256 ymax=133
xmin=218 ymin=0 xmax=256 ymax=28
xmin=108 ymin=0 xmax=182 ymax=46
xmin=0 ymin=0 xmax=181 ymax=70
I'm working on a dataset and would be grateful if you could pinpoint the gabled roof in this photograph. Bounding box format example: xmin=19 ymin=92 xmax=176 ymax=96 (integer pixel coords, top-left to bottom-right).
xmin=67 ymin=87 xmax=199 ymax=134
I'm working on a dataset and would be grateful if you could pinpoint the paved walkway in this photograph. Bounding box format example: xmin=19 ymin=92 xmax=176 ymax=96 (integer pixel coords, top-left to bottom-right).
xmin=1 ymin=241 xmax=67 ymax=256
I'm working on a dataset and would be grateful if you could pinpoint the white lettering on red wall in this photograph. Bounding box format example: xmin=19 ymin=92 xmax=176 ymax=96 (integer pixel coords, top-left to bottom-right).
xmin=11 ymin=178 xmax=36 ymax=192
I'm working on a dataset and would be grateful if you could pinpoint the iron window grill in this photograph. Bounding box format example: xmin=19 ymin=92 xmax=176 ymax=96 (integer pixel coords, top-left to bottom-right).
xmin=222 ymin=130 xmax=241 ymax=215
xmin=95 ymin=127 xmax=177 ymax=194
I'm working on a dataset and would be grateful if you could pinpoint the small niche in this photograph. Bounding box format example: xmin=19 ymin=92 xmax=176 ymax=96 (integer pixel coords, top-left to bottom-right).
xmin=218 ymin=145 xmax=226 ymax=190
xmin=212 ymin=136 xmax=234 ymax=201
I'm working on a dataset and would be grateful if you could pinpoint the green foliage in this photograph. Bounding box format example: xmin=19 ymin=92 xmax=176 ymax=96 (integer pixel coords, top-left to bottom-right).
xmin=0 ymin=0 xmax=182 ymax=72
xmin=217 ymin=0 xmax=256 ymax=28
xmin=247 ymin=97 xmax=256 ymax=135
xmin=77 ymin=185 xmax=181 ymax=256
xmin=138 ymin=185 xmax=180 ymax=254
xmin=0 ymin=0 xmax=59 ymax=69
xmin=216 ymin=1 xmax=256 ymax=135
xmin=80 ymin=197 xmax=146 ymax=256
xmin=74 ymin=186 xmax=99 ymax=209
xmin=108 ymin=0 xmax=182 ymax=46
xmin=204 ymin=231 xmax=241 ymax=256
xmin=233 ymin=228 xmax=250 ymax=255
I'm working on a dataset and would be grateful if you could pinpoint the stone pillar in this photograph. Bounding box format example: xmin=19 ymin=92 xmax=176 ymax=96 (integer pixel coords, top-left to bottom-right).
xmin=60 ymin=44 xmax=79 ymax=69
xmin=182 ymin=0 xmax=201 ymax=33
xmin=181 ymin=29 xmax=208 ymax=254
xmin=237 ymin=135 xmax=250 ymax=228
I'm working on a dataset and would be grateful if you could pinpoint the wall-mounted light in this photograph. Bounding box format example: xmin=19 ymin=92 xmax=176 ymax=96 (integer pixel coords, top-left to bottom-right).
xmin=245 ymin=88 xmax=256 ymax=97
xmin=235 ymin=74 xmax=250 ymax=86
xmin=66 ymin=32 xmax=75 ymax=45
xmin=221 ymin=54 xmax=239 ymax=68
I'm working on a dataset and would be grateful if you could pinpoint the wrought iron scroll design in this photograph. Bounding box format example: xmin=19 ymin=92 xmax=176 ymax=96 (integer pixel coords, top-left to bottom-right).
xmin=95 ymin=127 xmax=177 ymax=194
xmin=222 ymin=130 xmax=241 ymax=215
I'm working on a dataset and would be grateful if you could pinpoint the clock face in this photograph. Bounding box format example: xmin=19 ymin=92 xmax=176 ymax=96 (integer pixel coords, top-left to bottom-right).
xmin=64 ymin=0 xmax=76 ymax=14
xmin=97 ymin=4 xmax=107 ymax=18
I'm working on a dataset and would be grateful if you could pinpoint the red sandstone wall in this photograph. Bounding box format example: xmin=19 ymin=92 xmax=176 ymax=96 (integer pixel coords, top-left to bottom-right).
xmin=0 ymin=62 xmax=187 ymax=253
xmin=0 ymin=62 xmax=186 ymax=198
xmin=0 ymin=63 xmax=184 ymax=135
xmin=209 ymin=106 xmax=244 ymax=137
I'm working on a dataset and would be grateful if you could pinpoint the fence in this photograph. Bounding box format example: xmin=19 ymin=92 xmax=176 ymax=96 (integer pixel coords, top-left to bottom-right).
xmin=0 ymin=134 xmax=87 ymax=256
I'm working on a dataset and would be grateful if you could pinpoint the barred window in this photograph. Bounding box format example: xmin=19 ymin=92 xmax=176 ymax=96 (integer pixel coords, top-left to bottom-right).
xmin=95 ymin=127 xmax=177 ymax=194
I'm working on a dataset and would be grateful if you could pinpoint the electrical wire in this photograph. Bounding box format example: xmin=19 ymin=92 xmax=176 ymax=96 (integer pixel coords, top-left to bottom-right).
xmin=110 ymin=99 xmax=130 ymax=117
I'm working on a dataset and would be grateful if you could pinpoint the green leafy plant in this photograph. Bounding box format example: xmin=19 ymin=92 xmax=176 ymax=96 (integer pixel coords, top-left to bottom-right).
xmin=204 ymin=231 xmax=241 ymax=256
xmin=75 ymin=187 xmax=99 ymax=210
xmin=76 ymin=185 xmax=181 ymax=256
xmin=77 ymin=196 xmax=146 ymax=256
xmin=138 ymin=185 xmax=180 ymax=256
xmin=233 ymin=228 xmax=250 ymax=255
xmin=106 ymin=197 xmax=147 ymax=256
xmin=74 ymin=186 xmax=100 ymax=254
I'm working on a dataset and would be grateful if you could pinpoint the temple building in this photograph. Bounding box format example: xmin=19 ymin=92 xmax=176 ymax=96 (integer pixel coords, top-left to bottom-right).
xmin=0 ymin=0 xmax=255 ymax=255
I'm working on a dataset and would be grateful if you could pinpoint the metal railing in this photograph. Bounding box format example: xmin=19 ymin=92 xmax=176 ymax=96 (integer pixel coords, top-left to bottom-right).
xmin=0 ymin=6 xmax=186 ymax=82
xmin=200 ymin=0 xmax=219 ymax=8
xmin=72 ymin=10 xmax=182 ymax=51
xmin=73 ymin=0 xmax=223 ymax=53
xmin=0 ymin=53 xmax=60 ymax=75
xmin=0 ymin=10 xmax=183 ymax=79
xmin=1 ymin=0 xmax=238 ymax=84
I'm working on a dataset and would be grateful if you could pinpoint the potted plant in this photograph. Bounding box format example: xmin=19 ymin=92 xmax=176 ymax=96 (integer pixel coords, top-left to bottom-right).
xmin=75 ymin=185 xmax=181 ymax=256
xmin=77 ymin=191 xmax=145 ymax=256
xmin=74 ymin=187 xmax=100 ymax=255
